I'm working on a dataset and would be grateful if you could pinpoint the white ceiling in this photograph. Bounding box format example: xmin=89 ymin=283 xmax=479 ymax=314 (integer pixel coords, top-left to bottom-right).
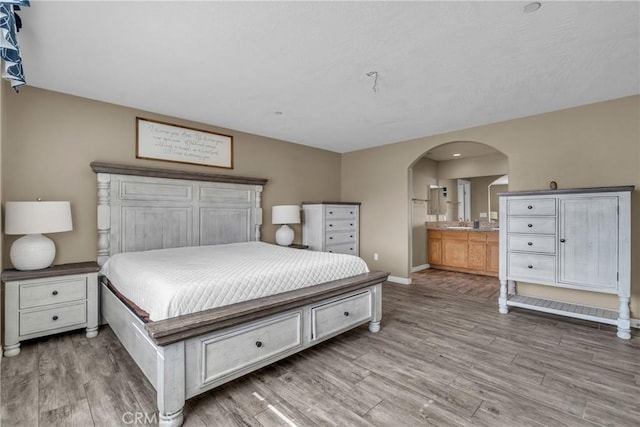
xmin=17 ymin=1 xmax=640 ymax=153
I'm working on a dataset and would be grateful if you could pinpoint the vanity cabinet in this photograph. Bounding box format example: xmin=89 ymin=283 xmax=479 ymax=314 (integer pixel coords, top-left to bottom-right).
xmin=302 ymin=202 xmax=360 ymax=256
xmin=427 ymin=229 xmax=498 ymax=277
xmin=498 ymin=186 xmax=633 ymax=339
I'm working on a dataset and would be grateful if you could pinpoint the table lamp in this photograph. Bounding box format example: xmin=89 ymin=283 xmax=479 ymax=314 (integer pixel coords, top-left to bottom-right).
xmin=4 ymin=201 xmax=73 ymax=270
xmin=272 ymin=205 xmax=300 ymax=246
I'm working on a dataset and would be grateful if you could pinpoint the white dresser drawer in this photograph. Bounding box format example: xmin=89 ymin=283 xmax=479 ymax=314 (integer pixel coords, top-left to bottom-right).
xmin=325 ymin=206 xmax=357 ymax=220
xmin=508 ymin=217 xmax=556 ymax=234
xmin=508 ymin=253 xmax=556 ymax=282
xmin=19 ymin=277 xmax=87 ymax=309
xmin=508 ymin=198 xmax=556 ymax=216
xmin=326 ymin=242 xmax=358 ymax=255
xmin=325 ymin=230 xmax=357 ymax=245
xmin=20 ymin=302 xmax=87 ymax=336
xmin=508 ymin=234 xmax=556 ymax=254
xmin=311 ymin=291 xmax=372 ymax=341
xmin=201 ymin=311 xmax=302 ymax=384
xmin=325 ymin=219 xmax=357 ymax=231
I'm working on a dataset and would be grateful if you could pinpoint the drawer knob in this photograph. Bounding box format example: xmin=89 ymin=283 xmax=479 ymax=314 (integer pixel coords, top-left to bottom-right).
xmin=329 ymin=211 xmax=333 ymax=214
xmin=329 ymin=251 xmax=333 ymax=253
xmin=52 ymin=290 xmax=58 ymax=296
xmin=350 ymin=248 xmax=353 ymax=251
xmin=52 ymin=315 xmax=59 ymax=321
xmin=350 ymin=211 xmax=353 ymax=214
xmin=527 ymin=224 xmax=533 ymax=228
xmin=527 ymin=242 xmax=533 ymax=246
xmin=528 ymin=265 xmax=533 ymax=269
xmin=350 ymin=235 xmax=353 ymax=238
xmin=560 ymin=238 xmax=566 ymax=243
xmin=329 ymin=237 xmax=333 ymax=240
xmin=527 ymin=205 xmax=533 ymax=209
xmin=350 ymin=223 xmax=353 ymax=226
xmin=344 ymin=311 xmax=350 ymax=317
xmin=255 ymin=341 xmax=263 ymax=348
xmin=329 ymin=224 xmax=333 ymax=227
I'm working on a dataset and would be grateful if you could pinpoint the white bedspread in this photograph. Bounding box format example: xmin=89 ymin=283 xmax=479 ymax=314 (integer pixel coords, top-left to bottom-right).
xmin=100 ymin=241 xmax=369 ymax=321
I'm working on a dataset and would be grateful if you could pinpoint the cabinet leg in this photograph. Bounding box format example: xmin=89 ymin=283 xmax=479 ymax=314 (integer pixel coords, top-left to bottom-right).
xmin=3 ymin=343 xmax=20 ymax=357
xmin=617 ymin=296 xmax=631 ymax=340
xmin=86 ymin=326 xmax=99 ymax=339
xmin=499 ymin=280 xmax=508 ymax=314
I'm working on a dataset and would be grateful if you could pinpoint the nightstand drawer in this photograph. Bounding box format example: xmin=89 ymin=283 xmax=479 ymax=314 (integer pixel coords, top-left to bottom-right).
xmin=19 ymin=277 xmax=87 ymax=309
xmin=20 ymin=302 xmax=87 ymax=336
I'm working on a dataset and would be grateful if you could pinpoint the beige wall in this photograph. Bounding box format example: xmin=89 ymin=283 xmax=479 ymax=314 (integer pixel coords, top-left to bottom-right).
xmin=1 ymin=87 xmax=342 ymax=267
xmin=343 ymin=95 xmax=640 ymax=315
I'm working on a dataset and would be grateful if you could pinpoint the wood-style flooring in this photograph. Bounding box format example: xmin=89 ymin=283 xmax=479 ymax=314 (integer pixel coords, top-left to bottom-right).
xmin=2 ymin=269 xmax=639 ymax=426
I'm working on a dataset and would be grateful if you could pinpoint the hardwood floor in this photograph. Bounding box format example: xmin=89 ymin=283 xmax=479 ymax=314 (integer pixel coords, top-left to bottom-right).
xmin=2 ymin=269 xmax=639 ymax=426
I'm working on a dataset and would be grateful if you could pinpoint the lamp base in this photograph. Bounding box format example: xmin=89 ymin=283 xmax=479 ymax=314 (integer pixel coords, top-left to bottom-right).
xmin=275 ymin=224 xmax=294 ymax=246
xmin=10 ymin=234 xmax=56 ymax=270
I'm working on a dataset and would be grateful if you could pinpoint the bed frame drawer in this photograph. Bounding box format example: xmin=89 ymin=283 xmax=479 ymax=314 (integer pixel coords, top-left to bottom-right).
xmin=311 ymin=290 xmax=372 ymax=341
xmin=200 ymin=311 xmax=302 ymax=385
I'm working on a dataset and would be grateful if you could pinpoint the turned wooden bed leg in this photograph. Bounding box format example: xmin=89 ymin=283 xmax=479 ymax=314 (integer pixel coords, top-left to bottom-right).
xmin=617 ymin=296 xmax=631 ymax=340
xmin=369 ymin=282 xmax=382 ymax=333
xmin=499 ymin=280 xmax=508 ymax=314
xmin=157 ymin=342 xmax=186 ymax=427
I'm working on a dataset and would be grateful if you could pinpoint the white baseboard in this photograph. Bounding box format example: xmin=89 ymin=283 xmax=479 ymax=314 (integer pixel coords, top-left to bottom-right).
xmin=387 ymin=275 xmax=411 ymax=285
xmin=631 ymin=318 xmax=640 ymax=329
xmin=411 ymin=264 xmax=429 ymax=273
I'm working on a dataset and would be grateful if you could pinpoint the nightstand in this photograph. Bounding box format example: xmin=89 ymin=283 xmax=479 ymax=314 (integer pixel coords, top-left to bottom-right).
xmin=2 ymin=262 xmax=100 ymax=357
xmin=288 ymin=244 xmax=309 ymax=250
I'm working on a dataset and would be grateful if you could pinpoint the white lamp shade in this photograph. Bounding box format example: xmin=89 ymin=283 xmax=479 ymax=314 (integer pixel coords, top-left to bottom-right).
xmin=5 ymin=201 xmax=73 ymax=271
xmin=5 ymin=201 xmax=73 ymax=235
xmin=272 ymin=205 xmax=300 ymax=225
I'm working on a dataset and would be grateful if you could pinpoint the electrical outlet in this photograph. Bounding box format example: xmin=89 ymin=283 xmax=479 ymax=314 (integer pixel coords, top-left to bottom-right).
xmin=374 ymin=253 xmax=379 ymax=261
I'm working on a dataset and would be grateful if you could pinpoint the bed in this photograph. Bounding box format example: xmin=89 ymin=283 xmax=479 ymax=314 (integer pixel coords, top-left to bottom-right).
xmin=90 ymin=162 xmax=388 ymax=427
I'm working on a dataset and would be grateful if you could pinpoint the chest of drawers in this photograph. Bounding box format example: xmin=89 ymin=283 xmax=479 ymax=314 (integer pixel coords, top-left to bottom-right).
xmin=3 ymin=262 xmax=100 ymax=357
xmin=302 ymin=202 xmax=360 ymax=256
xmin=498 ymin=186 xmax=633 ymax=339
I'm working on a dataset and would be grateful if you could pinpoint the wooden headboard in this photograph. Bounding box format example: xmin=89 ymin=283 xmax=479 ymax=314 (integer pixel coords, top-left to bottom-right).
xmin=91 ymin=162 xmax=268 ymax=266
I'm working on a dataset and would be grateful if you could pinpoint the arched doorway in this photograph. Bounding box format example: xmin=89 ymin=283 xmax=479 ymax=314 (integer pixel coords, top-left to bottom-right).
xmin=408 ymin=141 xmax=509 ymax=274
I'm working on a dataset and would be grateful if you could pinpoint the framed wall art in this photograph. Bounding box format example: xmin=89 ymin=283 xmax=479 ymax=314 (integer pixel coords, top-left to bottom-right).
xmin=136 ymin=118 xmax=233 ymax=169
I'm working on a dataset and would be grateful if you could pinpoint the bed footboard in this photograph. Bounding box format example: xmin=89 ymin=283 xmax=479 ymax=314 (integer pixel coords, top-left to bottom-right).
xmin=102 ymin=272 xmax=387 ymax=426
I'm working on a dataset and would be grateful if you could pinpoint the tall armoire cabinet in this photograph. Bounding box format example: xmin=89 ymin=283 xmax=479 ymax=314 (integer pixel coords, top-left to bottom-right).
xmin=498 ymin=186 xmax=633 ymax=339
xmin=302 ymin=202 xmax=360 ymax=256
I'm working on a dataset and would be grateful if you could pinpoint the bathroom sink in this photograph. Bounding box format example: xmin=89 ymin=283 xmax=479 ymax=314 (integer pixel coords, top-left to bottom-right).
xmin=446 ymin=226 xmax=473 ymax=230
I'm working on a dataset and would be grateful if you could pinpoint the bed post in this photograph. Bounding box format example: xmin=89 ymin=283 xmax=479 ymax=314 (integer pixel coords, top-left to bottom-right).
xmin=97 ymin=172 xmax=111 ymax=266
xmin=157 ymin=342 xmax=186 ymax=427
xmin=368 ymin=282 xmax=382 ymax=333
xmin=254 ymin=185 xmax=263 ymax=241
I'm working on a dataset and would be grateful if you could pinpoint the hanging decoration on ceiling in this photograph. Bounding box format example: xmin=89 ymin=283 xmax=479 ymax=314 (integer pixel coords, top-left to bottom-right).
xmin=0 ymin=0 xmax=29 ymax=92
xmin=366 ymin=71 xmax=379 ymax=93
